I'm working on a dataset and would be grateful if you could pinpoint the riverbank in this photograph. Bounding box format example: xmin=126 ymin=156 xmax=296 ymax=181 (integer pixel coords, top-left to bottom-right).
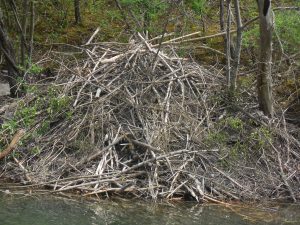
xmin=0 ymin=36 xmax=299 ymax=203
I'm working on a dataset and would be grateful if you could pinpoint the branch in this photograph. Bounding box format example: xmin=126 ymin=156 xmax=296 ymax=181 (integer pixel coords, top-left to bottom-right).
xmin=274 ymin=6 xmax=300 ymax=11
xmin=0 ymin=129 xmax=25 ymax=160
xmin=153 ymin=6 xmax=300 ymax=47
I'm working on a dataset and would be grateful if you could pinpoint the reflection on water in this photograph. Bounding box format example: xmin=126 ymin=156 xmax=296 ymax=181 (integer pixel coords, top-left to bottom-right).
xmin=0 ymin=193 xmax=299 ymax=225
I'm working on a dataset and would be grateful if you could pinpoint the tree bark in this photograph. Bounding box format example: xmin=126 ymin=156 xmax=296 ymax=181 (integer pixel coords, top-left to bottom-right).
xmin=230 ymin=0 xmax=243 ymax=93
xmin=224 ymin=0 xmax=243 ymax=97
xmin=219 ymin=0 xmax=225 ymax=33
xmin=28 ymin=0 xmax=35 ymax=62
xmin=225 ymin=0 xmax=232 ymax=89
xmin=74 ymin=0 xmax=81 ymax=24
xmin=257 ymin=0 xmax=273 ymax=116
xmin=0 ymin=8 xmax=20 ymax=96
xmin=21 ymin=0 xmax=29 ymax=67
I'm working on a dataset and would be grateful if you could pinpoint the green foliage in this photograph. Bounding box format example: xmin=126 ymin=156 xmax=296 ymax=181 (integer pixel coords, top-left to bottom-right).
xmin=225 ymin=116 xmax=243 ymax=131
xmin=205 ymin=130 xmax=228 ymax=147
xmin=204 ymin=115 xmax=273 ymax=167
xmin=27 ymin=63 xmax=44 ymax=74
xmin=242 ymin=24 xmax=259 ymax=48
xmin=0 ymin=84 xmax=73 ymax=156
xmin=188 ymin=0 xmax=206 ymax=15
xmin=37 ymin=120 xmax=51 ymax=135
xmin=249 ymin=126 xmax=272 ymax=149
xmin=25 ymin=84 xmax=39 ymax=94
xmin=275 ymin=10 xmax=300 ymax=53
xmin=18 ymin=58 xmax=44 ymax=75
xmin=47 ymin=95 xmax=71 ymax=116
xmin=204 ymin=116 xmax=245 ymax=149
xmin=15 ymin=104 xmax=38 ymax=128
xmin=1 ymin=120 xmax=18 ymax=135
xmin=30 ymin=146 xmax=41 ymax=155
xmin=243 ymin=10 xmax=300 ymax=54
xmin=120 ymin=0 xmax=168 ymax=32
xmin=229 ymin=141 xmax=247 ymax=159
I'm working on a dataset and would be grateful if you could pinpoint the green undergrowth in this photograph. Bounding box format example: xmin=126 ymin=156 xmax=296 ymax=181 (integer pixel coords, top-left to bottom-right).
xmin=0 ymin=85 xmax=73 ymax=157
xmin=34 ymin=0 xmax=124 ymax=45
xmin=204 ymin=114 xmax=273 ymax=168
xmin=275 ymin=10 xmax=300 ymax=53
xmin=32 ymin=0 xmax=210 ymax=45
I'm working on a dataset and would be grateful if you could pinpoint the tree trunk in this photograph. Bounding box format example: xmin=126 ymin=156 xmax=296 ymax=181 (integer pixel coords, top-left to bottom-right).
xmin=224 ymin=0 xmax=243 ymax=97
xmin=230 ymin=0 xmax=243 ymax=93
xmin=225 ymin=0 xmax=232 ymax=89
xmin=28 ymin=0 xmax=35 ymax=62
xmin=21 ymin=0 xmax=29 ymax=67
xmin=74 ymin=0 xmax=81 ymax=24
xmin=219 ymin=0 xmax=225 ymax=33
xmin=0 ymin=8 xmax=20 ymax=96
xmin=257 ymin=0 xmax=273 ymax=116
xmin=143 ymin=9 xmax=150 ymax=35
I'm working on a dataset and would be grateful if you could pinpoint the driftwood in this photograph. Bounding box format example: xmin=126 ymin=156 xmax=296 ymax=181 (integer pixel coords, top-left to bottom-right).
xmin=0 ymin=129 xmax=25 ymax=160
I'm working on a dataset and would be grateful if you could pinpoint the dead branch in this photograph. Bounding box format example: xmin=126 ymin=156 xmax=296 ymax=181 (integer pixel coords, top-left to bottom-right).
xmin=0 ymin=129 xmax=25 ymax=160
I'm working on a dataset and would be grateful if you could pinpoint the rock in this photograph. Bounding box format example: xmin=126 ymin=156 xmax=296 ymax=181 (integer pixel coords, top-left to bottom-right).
xmin=0 ymin=82 xmax=10 ymax=96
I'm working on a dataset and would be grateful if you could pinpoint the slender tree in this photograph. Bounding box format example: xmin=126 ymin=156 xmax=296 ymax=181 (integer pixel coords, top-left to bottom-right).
xmin=230 ymin=0 xmax=243 ymax=93
xmin=74 ymin=0 xmax=82 ymax=24
xmin=256 ymin=0 xmax=273 ymax=116
xmin=20 ymin=0 xmax=29 ymax=67
xmin=223 ymin=0 xmax=243 ymax=97
xmin=225 ymin=0 xmax=232 ymax=90
xmin=28 ymin=0 xmax=34 ymax=61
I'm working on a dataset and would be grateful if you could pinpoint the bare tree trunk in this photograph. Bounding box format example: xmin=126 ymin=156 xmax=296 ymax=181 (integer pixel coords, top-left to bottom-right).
xmin=74 ymin=0 xmax=81 ymax=24
xmin=8 ymin=0 xmax=27 ymax=59
xmin=28 ymin=0 xmax=34 ymax=62
xmin=21 ymin=0 xmax=29 ymax=67
xmin=224 ymin=0 xmax=243 ymax=97
xmin=0 ymin=8 xmax=20 ymax=96
xmin=219 ymin=0 xmax=225 ymax=33
xmin=257 ymin=0 xmax=273 ymax=116
xmin=230 ymin=0 xmax=243 ymax=93
xmin=225 ymin=0 xmax=232 ymax=89
xmin=143 ymin=9 xmax=150 ymax=35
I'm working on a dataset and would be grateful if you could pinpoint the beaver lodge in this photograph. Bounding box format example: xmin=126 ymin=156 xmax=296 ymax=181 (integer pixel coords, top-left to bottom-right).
xmin=0 ymin=33 xmax=300 ymax=203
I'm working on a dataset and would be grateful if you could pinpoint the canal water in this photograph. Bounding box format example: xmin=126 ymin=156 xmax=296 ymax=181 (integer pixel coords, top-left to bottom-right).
xmin=0 ymin=193 xmax=299 ymax=225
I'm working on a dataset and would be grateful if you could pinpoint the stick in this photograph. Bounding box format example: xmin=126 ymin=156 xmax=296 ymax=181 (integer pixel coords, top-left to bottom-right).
xmin=0 ymin=129 xmax=25 ymax=160
xmin=267 ymin=139 xmax=297 ymax=202
xmin=213 ymin=166 xmax=246 ymax=191
xmin=76 ymin=135 xmax=125 ymax=168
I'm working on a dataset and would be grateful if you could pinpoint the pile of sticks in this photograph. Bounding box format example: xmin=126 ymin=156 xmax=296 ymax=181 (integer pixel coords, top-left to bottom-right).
xmin=1 ymin=31 xmax=299 ymax=203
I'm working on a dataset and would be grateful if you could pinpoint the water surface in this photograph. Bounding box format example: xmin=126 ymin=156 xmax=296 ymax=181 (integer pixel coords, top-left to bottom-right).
xmin=0 ymin=193 xmax=299 ymax=225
